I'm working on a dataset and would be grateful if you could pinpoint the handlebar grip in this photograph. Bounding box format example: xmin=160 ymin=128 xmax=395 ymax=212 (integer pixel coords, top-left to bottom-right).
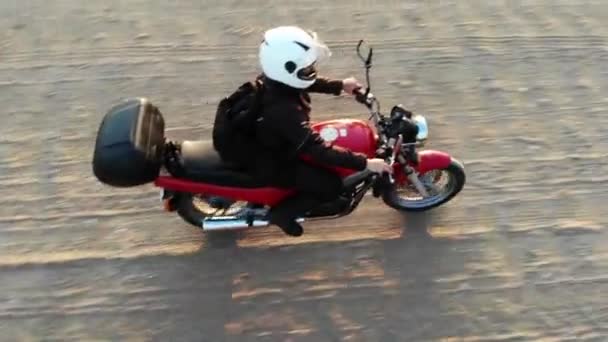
xmin=353 ymin=88 xmax=367 ymax=104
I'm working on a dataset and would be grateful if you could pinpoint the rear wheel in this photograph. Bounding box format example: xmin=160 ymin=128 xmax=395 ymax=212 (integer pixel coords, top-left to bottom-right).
xmin=175 ymin=192 xmax=244 ymax=228
xmin=382 ymin=159 xmax=465 ymax=212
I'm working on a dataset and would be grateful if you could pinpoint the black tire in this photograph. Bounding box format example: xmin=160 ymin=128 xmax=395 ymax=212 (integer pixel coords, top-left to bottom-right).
xmin=175 ymin=192 xmax=244 ymax=247
xmin=175 ymin=192 xmax=238 ymax=228
xmin=175 ymin=193 xmax=216 ymax=228
xmin=175 ymin=193 xmax=248 ymax=230
xmin=382 ymin=159 xmax=465 ymax=212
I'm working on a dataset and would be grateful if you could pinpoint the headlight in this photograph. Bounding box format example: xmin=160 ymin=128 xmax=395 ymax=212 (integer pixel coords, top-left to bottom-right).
xmin=413 ymin=115 xmax=428 ymax=140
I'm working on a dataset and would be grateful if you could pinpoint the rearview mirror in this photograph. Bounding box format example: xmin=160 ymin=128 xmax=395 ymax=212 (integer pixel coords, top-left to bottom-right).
xmin=356 ymin=40 xmax=373 ymax=67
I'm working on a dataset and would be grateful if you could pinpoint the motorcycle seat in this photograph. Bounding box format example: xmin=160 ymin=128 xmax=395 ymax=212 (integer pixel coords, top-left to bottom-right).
xmin=178 ymin=140 xmax=268 ymax=188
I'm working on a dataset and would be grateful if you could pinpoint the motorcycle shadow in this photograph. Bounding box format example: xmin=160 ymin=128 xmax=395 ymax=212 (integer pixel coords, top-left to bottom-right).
xmin=200 ymin=229 xmax=243 ymax=249
xmin=184 ymin=206 xmax=458 ymax=340
xmin=152 ymin=207 xmax=461 ymax=340
xmin=398 ymin=208 xmax=445 ymax=240
xmin=195 ymin=206 xmax=447 ymax=252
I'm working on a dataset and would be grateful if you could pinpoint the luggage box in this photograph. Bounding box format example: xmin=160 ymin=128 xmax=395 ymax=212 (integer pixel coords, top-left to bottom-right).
xmin=92 ymin=98 xmax=165 ymax=187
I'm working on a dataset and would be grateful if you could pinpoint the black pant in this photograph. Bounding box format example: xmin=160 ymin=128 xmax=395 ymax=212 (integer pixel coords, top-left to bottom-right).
xmin=218 ymin=142 xmax=343 ymax=233
xmin=274 ymin=161 xmax=342 ymax=208
xmin=253 ymin=160 xmax=344 ymax=231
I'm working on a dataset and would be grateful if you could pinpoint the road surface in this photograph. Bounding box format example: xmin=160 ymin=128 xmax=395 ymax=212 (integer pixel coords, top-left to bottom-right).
xmin=1 ymin=1 xmax=607 ymax=340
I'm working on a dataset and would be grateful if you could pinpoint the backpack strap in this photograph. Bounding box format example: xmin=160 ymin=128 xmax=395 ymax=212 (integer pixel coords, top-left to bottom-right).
xmin=252 ymin=78 xmax=265 ymax=120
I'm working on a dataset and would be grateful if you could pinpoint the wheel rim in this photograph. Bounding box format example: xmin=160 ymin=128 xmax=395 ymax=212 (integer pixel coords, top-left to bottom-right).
xmin=393 ymin=168 xmax=458 ymax=209
xmin=191 ymin=195 xmax=244 ymax=216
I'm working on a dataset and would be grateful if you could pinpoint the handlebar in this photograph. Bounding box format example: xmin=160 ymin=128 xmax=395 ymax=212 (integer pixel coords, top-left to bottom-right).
xmin=353 ymin=87 xmax=374 ymax=108
xmin=353 ymin=88 xmax=366 ymax=103
xmin=353 ymin=40 xmax=381 ymax=114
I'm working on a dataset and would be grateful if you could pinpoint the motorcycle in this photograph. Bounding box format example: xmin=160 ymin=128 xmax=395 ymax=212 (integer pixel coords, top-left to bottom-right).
xmin=92 ymin=40 xmax=466 ymax=232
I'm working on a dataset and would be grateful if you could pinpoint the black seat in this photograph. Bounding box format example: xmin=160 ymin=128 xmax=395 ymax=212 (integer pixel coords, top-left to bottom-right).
xmin=178 ymin=140 xmax=268 ymax=188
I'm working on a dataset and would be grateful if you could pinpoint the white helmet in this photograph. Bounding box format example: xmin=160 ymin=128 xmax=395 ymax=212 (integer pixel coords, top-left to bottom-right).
xmin=259 ymin=26 xmax=331 ymax=89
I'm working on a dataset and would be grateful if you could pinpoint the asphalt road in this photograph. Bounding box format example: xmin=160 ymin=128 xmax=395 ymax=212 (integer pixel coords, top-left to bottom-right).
xmin=1 ymin=1 xmax=607 ymax=341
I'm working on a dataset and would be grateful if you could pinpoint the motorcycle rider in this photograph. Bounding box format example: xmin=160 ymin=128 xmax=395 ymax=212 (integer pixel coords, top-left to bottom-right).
xmin=221 ymin=26 xmax=392 ymax=236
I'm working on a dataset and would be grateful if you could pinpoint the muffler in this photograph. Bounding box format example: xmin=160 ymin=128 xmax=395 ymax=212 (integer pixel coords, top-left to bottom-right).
xmin=201 ymin=216 xmax=304 ymax=231
xmin=202 ymin=216 xmax=269 ymax=231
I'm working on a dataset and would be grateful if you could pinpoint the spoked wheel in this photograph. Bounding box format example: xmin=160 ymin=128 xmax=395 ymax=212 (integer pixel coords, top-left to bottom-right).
xmin=382 ymin=159 xmax=466 ymax=212
xmin=175 ymin=193 xmax=246 ymax=228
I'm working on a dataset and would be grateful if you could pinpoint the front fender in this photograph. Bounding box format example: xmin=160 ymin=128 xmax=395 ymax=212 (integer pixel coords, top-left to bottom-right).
xmin=413 ymin=150 xmax=453 ymax=174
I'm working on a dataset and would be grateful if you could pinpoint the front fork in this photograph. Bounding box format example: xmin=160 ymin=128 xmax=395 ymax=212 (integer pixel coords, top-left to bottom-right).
xmin=376 ymin=134 xmax=430 ymax=198
xmin=400 ymin=159 xmax=430 ymax=197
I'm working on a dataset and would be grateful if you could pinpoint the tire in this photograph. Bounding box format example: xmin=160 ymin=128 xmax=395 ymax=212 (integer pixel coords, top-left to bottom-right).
xmin=175 ymin=193 xmax=208 ymax=228
xmin=175 ymin=192 xmax=246 ymax=247
xmin=382 ymin=159 xmax=465 ymax=212
xmin=175 ymin=193 xmax=247 ymax=229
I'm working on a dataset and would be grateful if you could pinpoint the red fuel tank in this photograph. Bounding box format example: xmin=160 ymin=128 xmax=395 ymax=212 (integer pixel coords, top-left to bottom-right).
xmin=311 ymin=119 xmax=378 ymax=158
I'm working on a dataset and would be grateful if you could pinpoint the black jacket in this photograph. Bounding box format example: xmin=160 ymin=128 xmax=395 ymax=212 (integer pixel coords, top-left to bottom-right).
xmin=254 ymin=76 xmax=368 ymax=176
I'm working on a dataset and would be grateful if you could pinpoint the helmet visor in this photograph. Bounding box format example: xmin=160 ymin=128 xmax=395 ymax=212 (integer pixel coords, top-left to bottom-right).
xmin=297 ymin=62 xmax=317 ymax=81
xmin=307 ymin=30 xmax=331 ymax=64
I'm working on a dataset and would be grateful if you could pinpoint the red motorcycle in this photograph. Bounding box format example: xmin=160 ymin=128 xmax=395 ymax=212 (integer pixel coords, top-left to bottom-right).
xmin=92 ymin=40 xmax=465 ymax=232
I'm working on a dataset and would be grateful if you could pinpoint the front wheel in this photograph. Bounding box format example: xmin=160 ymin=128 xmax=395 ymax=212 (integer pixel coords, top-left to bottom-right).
xmin=382 ymin=159 xmax=465 ymax=212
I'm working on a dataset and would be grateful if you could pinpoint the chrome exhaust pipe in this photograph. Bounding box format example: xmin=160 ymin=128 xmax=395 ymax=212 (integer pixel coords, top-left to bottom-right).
xmin=201 ymin=216 xmax=305 ymax=231
xmin=202 ymin=216 xmax=269 ymax=231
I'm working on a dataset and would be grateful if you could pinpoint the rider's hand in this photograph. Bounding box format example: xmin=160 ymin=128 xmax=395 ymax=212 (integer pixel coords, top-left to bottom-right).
xmin=342 ymin=77 xmax=363 ymax=95
xmin=366 ymin=158 xmax=393 ymax=174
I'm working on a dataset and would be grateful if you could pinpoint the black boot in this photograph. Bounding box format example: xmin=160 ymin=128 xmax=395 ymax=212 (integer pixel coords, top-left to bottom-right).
xmin=269 ymin=215 xmax=303 ymax=237
xmin=268 ymin=194 xmax=319 ymax=237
